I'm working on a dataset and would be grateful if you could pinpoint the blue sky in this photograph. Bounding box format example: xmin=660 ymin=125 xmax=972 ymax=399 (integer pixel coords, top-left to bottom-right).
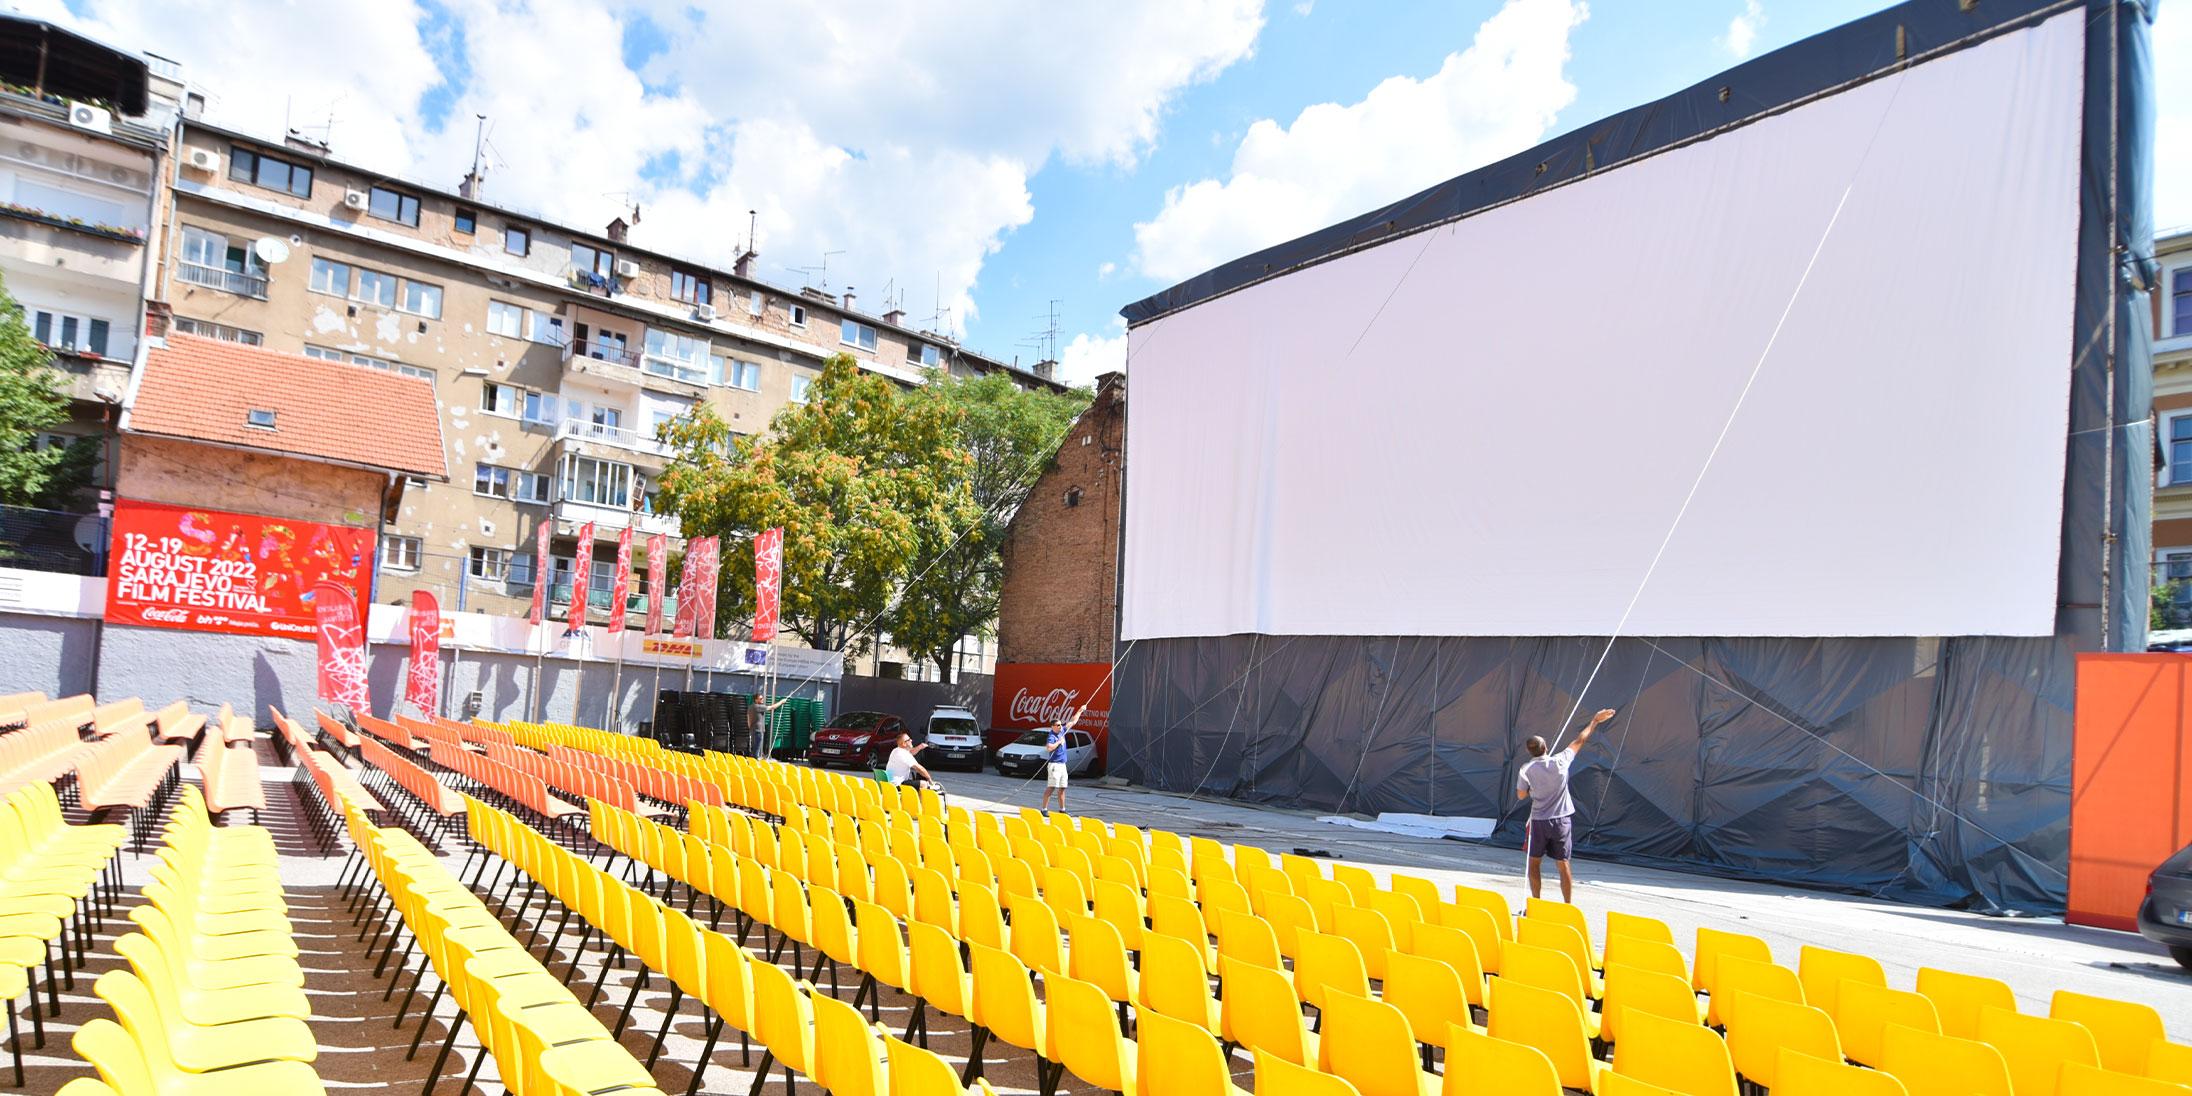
xmin=33 ymin=0 xmax=2191 ymax=385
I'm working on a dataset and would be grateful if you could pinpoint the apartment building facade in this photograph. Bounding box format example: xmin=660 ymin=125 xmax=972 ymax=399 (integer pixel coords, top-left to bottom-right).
xmin=153 ymin=116 xmax=1057 ymax=656
xmin=2151 ymin=227 xmax=2192 ymax=626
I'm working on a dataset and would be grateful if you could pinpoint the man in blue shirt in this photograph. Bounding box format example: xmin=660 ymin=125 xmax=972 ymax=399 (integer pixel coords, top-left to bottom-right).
xmin=1039 ymin=705 xmax=1086 ymax=814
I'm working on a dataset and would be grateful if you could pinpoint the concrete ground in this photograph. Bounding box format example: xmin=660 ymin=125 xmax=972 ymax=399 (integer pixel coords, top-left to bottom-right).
xmin=17 ymin=749 xmax=2186 ymax=1096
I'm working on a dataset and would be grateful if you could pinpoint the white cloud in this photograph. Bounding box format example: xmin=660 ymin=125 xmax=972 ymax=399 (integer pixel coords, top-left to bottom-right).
xmin=1131 ymin=0 xmax=1587 ymax=283
xmin=27 ymin=0 xmax=1265 ymax=341
xmin=1096 ymin=261 xmax=1118 ymax=279
xmin=1721 ymin=0 xmax=1765 ymax=59
xmin=1294 ymin=1 xmax=1314 ymax=16
xmin=1059 ymin=325 xmax=1127 ymax=388
xmin=2156 ymin=3 xmax=2191 ymax=232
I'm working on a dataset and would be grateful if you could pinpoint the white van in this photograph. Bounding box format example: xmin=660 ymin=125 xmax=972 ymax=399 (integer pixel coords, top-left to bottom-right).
xmin=924 ymin=706 xmax=987 ymax=771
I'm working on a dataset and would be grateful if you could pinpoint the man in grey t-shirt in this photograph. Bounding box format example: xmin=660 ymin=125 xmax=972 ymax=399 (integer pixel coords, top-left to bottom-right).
xmin=1515 ymin=707 xmax=1615 ymax=902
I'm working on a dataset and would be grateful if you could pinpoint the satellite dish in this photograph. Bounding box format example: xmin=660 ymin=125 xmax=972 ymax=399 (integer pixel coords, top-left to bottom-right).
xmin=252 ymin=237 xmax=291 ymax=264
xmin=73 ymin=515 xmax=104 ymax=555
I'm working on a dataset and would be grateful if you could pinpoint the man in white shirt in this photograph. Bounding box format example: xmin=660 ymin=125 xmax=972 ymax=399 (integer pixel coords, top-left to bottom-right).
xmin=885 ymin=731 xmax=933 ymax=790
xmin=1515 ymin=707 xmax=1615 ymax=902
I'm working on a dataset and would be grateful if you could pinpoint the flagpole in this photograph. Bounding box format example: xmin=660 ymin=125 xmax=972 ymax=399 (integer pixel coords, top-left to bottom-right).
xmin=529 ymin=621 xmax=544 ymax=724
xmin=608 ymin=645 xmax=626 ymax=733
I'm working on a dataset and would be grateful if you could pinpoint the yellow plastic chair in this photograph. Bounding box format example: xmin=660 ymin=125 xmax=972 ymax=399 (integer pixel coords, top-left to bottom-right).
xmin=958 ymin=881 xmax=1007 ymax=953
xmin=1613 ymin=1008 xmax=1736 ymax=1096
xmin=1603 ymin=934 xmax=1687 ymax=983
xmin=1599 ymin=1076 xmax=1686 ymax=1096
xmin=1517 ymin=916 xmax=1603 ymax=998
xmin=1693 ymin=926 xmax=1770 ymax=997
xmin=910 ymin=866 xmax=959 ymax=938
xmin=1068 ymin=915 xmax=1139 ymax=1017
xmin=1710 ymin=955 xmax=1802 ymax=1027
xmin=1604 ymin=911 xmax=1675 ymax=947
xmin=1437 ymin=902 xmax=1507 ymax=976
xmin=1007 ymin=893 xmax=1066 ymax=976
xmin=1404 ymin=922 xmax=1488 ymax=1009
xmin=966 ymin=942 xmax=1046 ymax=1085
xmin=1149 ymin=864 xmax=1195 ymax=903
xmin=1092 ymin=878 xmax=1146 ymax=952
xmin=1266 ymin=891 xmax=1319 ymax=960
xmin=1138 ymin=1007 xmax=1252 ymax=1096
xmin=1151 ymin=893 xmax=1219 ymax=973
xmin=1221 ymin=956 xmax=1317 ymax=1067
xmin=1916 ymin=967 xmax=2016 ymax=1041
xmin=1836 ymin=981 xmax=1940 ymax=1070
xmin=1438 ymin=1026 xmax=1561 ymax=1095
xmin=1382 ymin=952 xmax=1480 ymax=1068
xmin=1499 ymin=940 xmax=1599 ymax=1041
xmin=1314 ymin=990 xmax=1436 ymax=1096
xmin=852 ymin=898 xmax=910 ymax=1023
xmin=1774 ymin=1046 xmax=1907 ymax=1095
xmin=1486 ymin=976 xmax=1608 ymax=1094
xmin=1141 ymin=930 xmax=1222 ymax=1033
xmin=73 ymin=1016 xmax=326 ymax=1095
xmin=1292 ymin=931 xmax=1370 ymax=1017
xmin=1978 ymin=1006 xmax=2098 ymax=1096
xmin=2148 ymin=1038 xmax=2192 ymax=1085
xmin=1045 ymin=972 xmax=1135 ymax=1096
xmin=1882 ymin=1022 xmax=2013 ymax=1096
xmin=1332 ymin=905 xmax=1397 ymax=982
xmin=905 ymin=920 xmax=972 ymax=1047
xmin=1600 ymin=964 xmax=1705 ymax=1044
xmin=1724 ymin=992 xmax=1839 ymax=1092
xmin=2048 ymin=990 xmax=2166 ymax=1076
xmin=1796 ymin=944 xmax=1886 ymax=1019
xmin=1524 ymin=898 xmax=1599 ymax=967
xmin=1258 ymin=1047 xmax=1362 ymax=1096
xmin=93 ymin=968 xmax=317 ymax=1073
xmin=1216 ymin=909 xmax=1284 ymax=971
xmin=1044 ymin=865 xmax=1091 ymax=925
xmin=2058 ymin=1061 xmax=2191 ymax=1096
xmin=886 ymin=1032 xmax=967 ymax=1096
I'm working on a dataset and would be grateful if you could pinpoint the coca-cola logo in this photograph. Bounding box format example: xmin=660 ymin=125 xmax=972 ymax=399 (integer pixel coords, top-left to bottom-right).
xmin=140 ymin=608 xmax=191 ymax=623
xmin=1010 ymin=687 xmax=1082 ymax=725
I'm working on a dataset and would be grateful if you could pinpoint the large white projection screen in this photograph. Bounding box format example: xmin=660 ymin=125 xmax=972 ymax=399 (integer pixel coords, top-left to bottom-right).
xmin=1121 ymin=11 xmax=2085 ymax=642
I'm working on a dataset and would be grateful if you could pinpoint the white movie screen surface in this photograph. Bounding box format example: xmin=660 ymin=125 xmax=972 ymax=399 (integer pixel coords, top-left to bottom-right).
xmin=1123 ymin=11 xmax=2083 ymax=642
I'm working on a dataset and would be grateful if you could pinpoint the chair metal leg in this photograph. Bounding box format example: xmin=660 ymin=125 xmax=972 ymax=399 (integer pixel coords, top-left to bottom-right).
xmin=645 ymin=985 xmax=682 ymax=1069
xmin=421 ymin=1007 xmax=466 ymax=1095
xmin=961 ymin=1025 xmax=988 ymax=1084
xmin=685 ymin=1014 xmax=723 ymax=1096
xmin=394 ymin=952 xmax=434 ymax=1028
xmin=613 ymin=967 xmax=652 ymax=1037
xmin=745 ymin=1049 xmax=776 ymax=1096
xmin=407 ymin=980 xmax=448 ymax=1051
xmin=586 ymin=944 xmax=623 ymax=1008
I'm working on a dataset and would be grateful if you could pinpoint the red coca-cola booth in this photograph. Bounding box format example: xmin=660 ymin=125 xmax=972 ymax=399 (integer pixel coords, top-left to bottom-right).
xmin=988 ymin=662 xmax=1114 ymax=759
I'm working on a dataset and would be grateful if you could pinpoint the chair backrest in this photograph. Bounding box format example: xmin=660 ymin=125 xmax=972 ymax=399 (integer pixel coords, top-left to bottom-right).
xmin=1219 ymin=956 xmax=1311 ymax=1066
xmin=1140 ymin=930 xmax=1217 ymax=1029
xmin=73 ymin=1018 xmax=157 ymax=1094
xmin=1316 ymin=990 xmax=1425 ymax=1096
xmin=1915 ymin=967 xmax=2016 ymax=1041
xmin=885 ymin=1033 xmax=963 ymax=1096
xmin=1834 ymin=980 xmax=1939 ymax=1070
xmin=853 ymin=898 xmax=908 ymax=991
xmin=2047 ymin=989 xmax=2166 ymax=1076
xmin=1613 ymin=1009 xmax=1737 ymax=1096
xmin=1092 ymin=878 xmax=1146 ymax=952
xmin=701 ymin=929 xmax=752 ymax=1028
xmin=1067 ymin=915 xmax=1136 ymax=1004
xmin=811 ymin=992 xmax=883 ymax=1096
xmin=908 ymin=920 xmax=969 ymax=1017
xmin=1524 ymin=897 xmax=1593 ymax=954
xmin=1881 ymin=1022 xmax=2013 ymax=1096
xmin=2148 ymin=1038 xmax=2192 ymax=1085
xmin=1694 ymin=927 xmax=1771 ymax=994
xmin=2057 ymin=1061 xmax=2191 ymax=1096
xmin=1604 ymin=934 xmax=1688 ymax=982
xmin=1516 ymin=917 xmax=1596 ymax=993
xmin=1046 ymin=973 xmax=1134 ymax=1093
xmin=1500 ymin=939 xmax=1589 ymax=1014
xmin=1605 ymin=910 xmax=1675 ymax=947
xmin=1600 ymin=1076 xmax=1688 ymax=1096
xmin=1258 ymin=1048 xmax=1363 ymax=1096
xmin=748 ymin=957 xmax=814 ymax=1074
xmin=1438 ymin=1025 xmax=1560 ymax=1096
xmin=1137 ymin=1008 xmax=1238 ymax=1096
xmin=1216 ymin=909 xmax=1283 ymax=971
xmin=1405 ymin=922 xmax=1487 ymax=1008
xmin=1007 ymin=892 xmax=1065 ymax=975
xmin=1773 ymin=1046 xmax=1908 ymax=1096
xmin=1292 ymin=931 xmax=1369 ymax=1012
xmin=1331 ymin=905 xmax=1396 ymax=980
xmin=1712 ymin=954 xmax=1803 ymax=1027
xmin=1487 ymin=976 xmax=1597 ymax=1091
xmin=968 ymin=942 xmax=1043 ymax=1053
xmin=1438 ymin=901 xmax=1507 ymax=976
xmin=1381 ymin=951 xmax=1470 ymax=1051
xmin=1796 ymin=944 xmax=1886 ymax=1018
xmin=1601 ymin=964 xmax=1702 ymax=1044
xmin=1724 ymin=992 xmax=1839 ymax=1090
xmin=1978 ymin=1006 xmax=2099 ymax=1096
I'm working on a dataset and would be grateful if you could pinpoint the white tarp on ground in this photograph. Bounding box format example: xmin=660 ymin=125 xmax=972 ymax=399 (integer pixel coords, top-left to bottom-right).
xmin=1122 ymin=11 xmax=2084 ymax=641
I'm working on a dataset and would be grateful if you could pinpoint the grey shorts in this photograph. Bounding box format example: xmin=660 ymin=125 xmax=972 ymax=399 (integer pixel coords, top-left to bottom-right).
xmin=1526 ymin=816 xmax=1573 ymax=861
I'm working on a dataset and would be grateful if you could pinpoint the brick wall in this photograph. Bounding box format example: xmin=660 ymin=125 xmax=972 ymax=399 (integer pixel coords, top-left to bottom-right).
xmin=997 ymin=373 xmax=1124 ymax=665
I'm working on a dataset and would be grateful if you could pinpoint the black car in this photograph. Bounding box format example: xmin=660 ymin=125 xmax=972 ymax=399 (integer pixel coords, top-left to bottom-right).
xmin=2137 ymin=841 xmax=2192 ymax=971
xmin=804 ymin=711 xmax=908 ymax=770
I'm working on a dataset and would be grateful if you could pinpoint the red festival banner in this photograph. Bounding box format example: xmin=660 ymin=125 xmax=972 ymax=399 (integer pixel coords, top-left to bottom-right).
xmin=670 ymin=541 xmax=697 ymax=639
xmin=313 ymin=581 xmax=370 ymax=710
xmin=752 ymin=527 xmax=783 ymax=644
xmin=606 ymin=526 xmax=634 ymax=636
xmin=692 ymin=536 xmax=722 ymax=640
xmin=530 ymin=526 xmax=552 ymax=627
xmin=405 ymin=590 xmax=441 ymax=714
xmin=105 ymin=499 xmax=373 ymax=639
xmin=567 ymin=523 xmax=596 ymax=631
xmin=644 ymin=533 xmax=668 ymax=635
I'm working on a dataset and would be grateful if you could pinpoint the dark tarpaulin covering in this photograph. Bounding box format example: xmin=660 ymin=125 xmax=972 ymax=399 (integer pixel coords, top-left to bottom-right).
xmin=1109 ymin=0 xmax=2157 ymax=913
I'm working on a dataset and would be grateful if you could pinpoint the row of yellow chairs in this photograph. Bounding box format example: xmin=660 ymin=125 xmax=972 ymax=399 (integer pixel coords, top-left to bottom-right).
xmin=0 ymin=780 xmax=129 ymax=1084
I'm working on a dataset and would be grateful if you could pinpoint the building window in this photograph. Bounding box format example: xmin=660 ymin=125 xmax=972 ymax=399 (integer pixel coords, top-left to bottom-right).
xmin=303 ymin=345 xmax=433 ymax=383
xmin=354 ymin=267 xmax=398 ymax=308
xmin=488 ymin=300 xmax=526 ymax=338
xmin=789 ymin=304 xmax=806 ymax=328
xmin=308 ymin=257 xmax=351 ymax=296
xmin=505 ymin=225 xmax=530 ymax=256
xmin=748 ymin=290 xmax=765 ymax=317
xmin=2161 ymin=548 xmax=2192 ymax=624
xmin=559 ymin=455 xmax=634 ymax=507
xmin=171 ymin=318 xmax=262 ymax=345
xmin=513 ymin=470 xmax=552 ymax=503
xmin=454 ymin=208 xmax=477 ymax=234
xmin=2167 ymin=412 xmax=2192 ymax=487
xmin=30 ymin=311 xmax=110 ymax=357
xmin=177 ymin=226 xmax=267 ymax=297
xmin=713 ymin=356 xmax=759 ymax=391
xmin=790 ymin=375 xmax=813 ymax=404
xmin=380 ymin=535 xmax=422 ymax=571
xmin=643 ymin=329 xmax=708 ymax=384
xmin=1064 ymin=487 xmax=1083 ymax=508
xmin=469 ymin=546 xmax=512 ymax=581
xmin=368 ymin=185 xmax=421 ymax=227
xmin=400 ymin=279 xmax=443 ymax=319
xmin=919 ymin=344 xmax=941 ymax=367
xmin=572 ymin=242 xmax=614 ymax=280
xmin=482 ymin=382 xmax=521 ymax=417
xmin=227 ymin=146 xmax=313 ymax=198
xmin=840 ymin=319 xmax=878 ymax=351
xmin=671 ymin=268 xmax=711 ymax=306
xmin=475 ymin=463 xmax=546 ymax=500
xmin=522 ymin=390 xmax=559 ymax=427
xmin=2173 ymin=267 xmax=2192 ymax=339
xmin=246 ymin=409 xmax=276 ymax=429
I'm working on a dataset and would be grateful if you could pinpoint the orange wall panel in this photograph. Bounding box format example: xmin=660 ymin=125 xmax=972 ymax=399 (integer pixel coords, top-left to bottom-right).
xmin=2068 ymin=654 xmax=2192 ymax=930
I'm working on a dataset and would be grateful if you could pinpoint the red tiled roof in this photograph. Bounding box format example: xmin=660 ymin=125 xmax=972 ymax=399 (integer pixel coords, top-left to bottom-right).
xmin=127 ymin=334 xmax=447 ymax=479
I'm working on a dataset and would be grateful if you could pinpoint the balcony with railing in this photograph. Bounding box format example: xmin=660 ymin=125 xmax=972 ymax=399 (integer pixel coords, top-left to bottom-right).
xmin=553 ymin=417 xmax=673 ymax=460
xmin=175 ymin=262 xmax=268 ymax=299
xmin=552 ymin=497 xmax=681 ymax=539
xmin=563 ymin=338 xmax=705 ymax=398
xmin=547 ymin=578 xmax=663 ymax=619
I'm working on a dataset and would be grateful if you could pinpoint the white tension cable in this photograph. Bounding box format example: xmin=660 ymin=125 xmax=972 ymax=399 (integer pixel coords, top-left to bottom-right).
xmin=1121 ymin=11 xmax=2084 ymax=642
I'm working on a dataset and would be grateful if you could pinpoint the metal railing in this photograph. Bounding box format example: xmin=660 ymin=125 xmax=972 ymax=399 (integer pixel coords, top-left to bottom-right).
xmin=642 ymin=355 xmax=708 ymax=385
xmin=554 ymin=417 xmax=672 ymax=458
xmin=175 ymin=262 xmax=269 ymax=298
xmin=0 ymin=505 xmax=107 ymax=576
xmin=566 ymin=338 xmax=640 ymax=368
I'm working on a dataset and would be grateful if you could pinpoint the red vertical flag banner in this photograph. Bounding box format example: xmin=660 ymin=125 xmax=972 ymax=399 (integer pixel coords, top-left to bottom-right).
xmin=692 ymin=536 xmax=723 ymax=640
xmin=567 ymin=523 xmax=596 ymax=631
xmin=752 ymin=527 xmax=783 ymax=644
xmin=530 ymin=526 xmax=552 ymax=628
xmin=671 ymin=540 xmax=698 ymax=639
xmin=313 ymin=581 xmax=369 ymax=710
xmin=606 ymin=526 xmax=634 ymax=636
xmin=644 ymin=533 xmax=668 ymax=636
xmin=405 ymin=590 xmax=441 ymax=714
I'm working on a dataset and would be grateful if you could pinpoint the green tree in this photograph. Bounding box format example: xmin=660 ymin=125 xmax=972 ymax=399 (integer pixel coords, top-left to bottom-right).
xmin=888 ymin=370 xmax=1090 ymax=680
xmin=655 ymin=354 xmax=976 ymax=651
xmin=0 ymin=273 xmax=73 ymax=506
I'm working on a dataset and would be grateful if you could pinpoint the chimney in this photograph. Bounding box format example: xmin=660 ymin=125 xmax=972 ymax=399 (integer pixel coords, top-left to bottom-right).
xmin=733 ymin=248 xmax=757 ymax=278
xmin=1034 ymin=360 xmax=1057 ymax=381
xmin=882 ymin=307 xmax=906 ymax=327
xmin=458 ymin=169 xmax=483 ymax=199
xmin=841 ymin=286 xmax=856 ymax=312
xmin=606 ymin=218 xmax=629 ymax=244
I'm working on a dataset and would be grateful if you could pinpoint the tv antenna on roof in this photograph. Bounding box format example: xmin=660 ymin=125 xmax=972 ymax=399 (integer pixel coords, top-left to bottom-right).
xmin=789 ymin=249 xmax=844 ymax=291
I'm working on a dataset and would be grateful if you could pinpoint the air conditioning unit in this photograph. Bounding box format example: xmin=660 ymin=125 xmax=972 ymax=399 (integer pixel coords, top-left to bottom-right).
xmin=184 ymin=147 xmax=219 ymax=173
xmin=693 ymin=303 xmax=717 ymax=322
xmin=343 ymin=189 xmax=368 ymax=211
xmin=615 ymin=258 xmax=642 ymax=279
xmin=67 ymin=101 xmax=112 ymax=134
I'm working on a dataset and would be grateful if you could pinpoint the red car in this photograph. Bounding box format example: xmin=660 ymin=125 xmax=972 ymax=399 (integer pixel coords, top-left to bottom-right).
xmin=804 ymin=711 xmax=909 ymax=770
